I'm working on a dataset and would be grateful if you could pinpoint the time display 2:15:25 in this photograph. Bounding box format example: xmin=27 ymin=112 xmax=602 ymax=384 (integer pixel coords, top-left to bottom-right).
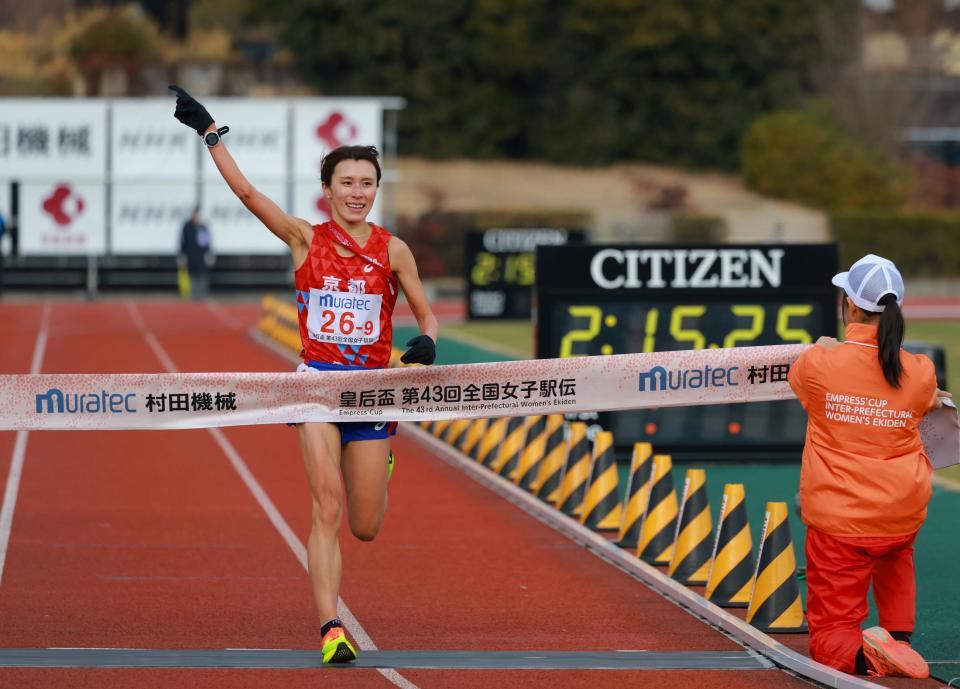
xmin=554 ymin=302 xmax=820 ymax=358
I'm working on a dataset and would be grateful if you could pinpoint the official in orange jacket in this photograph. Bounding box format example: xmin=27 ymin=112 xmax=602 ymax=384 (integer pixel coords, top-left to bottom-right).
xmin=788 ymin=254 xmax=949 ymax=679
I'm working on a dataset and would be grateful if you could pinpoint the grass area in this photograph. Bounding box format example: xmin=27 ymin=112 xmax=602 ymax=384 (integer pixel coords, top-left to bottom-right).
xmin=443 ymin=321 xmax=533 ymax=358
xmin=939 ymin=464 xmax=960 ymax=484
xmin=906 ymin=321 xmax=960 ymax=393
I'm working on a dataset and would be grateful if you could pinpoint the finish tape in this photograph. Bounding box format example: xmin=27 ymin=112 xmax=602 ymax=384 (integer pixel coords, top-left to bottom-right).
xmin=0 ymin=345 xmax=956 ymax=468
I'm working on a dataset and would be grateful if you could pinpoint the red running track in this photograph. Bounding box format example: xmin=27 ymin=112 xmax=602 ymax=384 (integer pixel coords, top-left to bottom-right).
xmin=0 ymin=299 xmax=812 ymax=689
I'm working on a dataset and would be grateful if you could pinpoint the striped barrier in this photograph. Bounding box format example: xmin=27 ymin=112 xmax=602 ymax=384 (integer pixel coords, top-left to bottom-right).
xmin=637 ymin=454 xmax=678 ymax=566
xmin=431 ymin=419 xmax=452 ymax=440
xmin=511 ymin=415 xmax=547 ymax=489
xmin=668 ymin=468 xmax=713 ymax=585
xmin=258 ymin=295 xmax=301 ymax=353
xmin=705 ymin=483 xmax=754 ymax=608
xmin=477 ymin=417 xmax=509 ymax=467
xmin=419 ymin=411 xmax=804 ymax=637
xmin=557 ymin=422 xmax=591 ymax=517
xmin=414 ymin=411 xmax=811 ymax=639
xmin=618 ymin=442 xmax=653 ymax=548
xmin=444 ymin=419 xmax=472 ymax=447
xmin=490 ymin=416 xmax=529 ymax=477
xmin=746 ymin=501 xmax=807 ymax=633
xmin=462 ymin=418 xmax=488 ymax=459
xmin=580 ymin=431 xmax=622 ymax=531
xmin=532 ymin=416 xmax=568 ymax=504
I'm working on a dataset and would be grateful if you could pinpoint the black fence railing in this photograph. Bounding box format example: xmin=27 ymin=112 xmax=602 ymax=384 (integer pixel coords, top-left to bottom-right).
xmin=0 ymin=255 xmax=293 ymax=295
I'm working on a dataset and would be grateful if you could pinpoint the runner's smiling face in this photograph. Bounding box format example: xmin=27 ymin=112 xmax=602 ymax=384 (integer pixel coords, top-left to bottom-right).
xmin=323 ymin=159 xmax=378 ymax=227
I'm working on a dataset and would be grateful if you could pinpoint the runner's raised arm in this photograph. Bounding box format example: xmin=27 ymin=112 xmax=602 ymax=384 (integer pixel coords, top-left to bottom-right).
xmin=168 ymin=85 xmax=311 ymax=262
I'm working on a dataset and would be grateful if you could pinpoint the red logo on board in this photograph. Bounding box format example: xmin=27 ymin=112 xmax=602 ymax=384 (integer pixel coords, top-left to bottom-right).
xmin=315 ymin=112 xmax=358 ymax=149
xmin=42 ymin=184 xmax=85 ymax=228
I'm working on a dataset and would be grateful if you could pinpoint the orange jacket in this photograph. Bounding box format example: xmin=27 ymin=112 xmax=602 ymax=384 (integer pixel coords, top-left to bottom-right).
xmin=788 ymin=322 xmax=937 ymax=536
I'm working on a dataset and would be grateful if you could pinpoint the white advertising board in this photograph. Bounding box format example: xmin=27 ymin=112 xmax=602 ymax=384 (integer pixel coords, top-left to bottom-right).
xmin=0 ymin=100 xmax=107 ymax=180
xmin=0 ymin=181 xmax=9 ymax=255
xmin=112 ymin=100 xmax=196 ymax=180
xmin=111 ymin=182 xmax=197 ymax=254
xmin=293 ymin=179 xmax=382 ymax=227
xmin=292 ymin=100 xmax=382 ymax=179
xmin=201 ymin=182 xmax=288 ymax=255
xmin=0 ymin=97 xmax=389 ymax=257
xmin=202 ymin=99 xmax=288 ymax=182
xmin=19 ymin=180 xmax=106 ymax=254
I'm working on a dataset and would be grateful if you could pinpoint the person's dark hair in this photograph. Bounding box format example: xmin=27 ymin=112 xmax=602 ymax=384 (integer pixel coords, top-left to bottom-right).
xmin=320 ymin=145 xmax=381 ymax=187
xmin=877 ymin=293 xmax=904 ymax=388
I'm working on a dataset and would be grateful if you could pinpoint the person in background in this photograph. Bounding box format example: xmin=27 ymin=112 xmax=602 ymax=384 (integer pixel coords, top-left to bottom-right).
xmin=178 ymin=207 xmax=214 ymax=300
xmin=788 ymin=254 xmax=950 ymax=679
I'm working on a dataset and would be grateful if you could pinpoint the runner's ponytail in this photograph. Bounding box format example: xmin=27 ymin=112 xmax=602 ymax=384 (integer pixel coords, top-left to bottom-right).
xmin=877 ymin=293 xmax=904 ymax=388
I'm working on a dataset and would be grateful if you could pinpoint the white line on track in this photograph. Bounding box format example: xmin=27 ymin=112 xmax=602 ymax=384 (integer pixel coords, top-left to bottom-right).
xmin=205 ymin=301 xmax=245 ymax=330
xmin=126 ymin=302 xmax=417 ymax=689
xmin=0 ymin=301 xmax=51 ymax=586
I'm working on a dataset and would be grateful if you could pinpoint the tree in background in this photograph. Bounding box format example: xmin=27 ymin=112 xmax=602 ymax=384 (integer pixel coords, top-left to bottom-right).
xmin=533 ymin=0 xmax=822 ymax=168
xmin=69 ymin=7 xmax=162 ymax=95
xmin=251 ymin=0 xmax=827 ymax=168
xmin=740 ymin=105 xmax=905 ymax=210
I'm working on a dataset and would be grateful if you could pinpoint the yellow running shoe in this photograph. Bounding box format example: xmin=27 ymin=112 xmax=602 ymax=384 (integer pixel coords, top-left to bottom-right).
xmin=321 ymin=626 xmax=357 ymax=664
xmin=388 ymin=450 xmax=395 ymax=481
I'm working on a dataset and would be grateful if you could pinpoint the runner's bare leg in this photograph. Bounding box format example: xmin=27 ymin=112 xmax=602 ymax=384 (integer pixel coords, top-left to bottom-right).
xmin=299 ymin=421 xmax=345 ymax=622
xmin=341 ymin=438 xmax=392 ymax=540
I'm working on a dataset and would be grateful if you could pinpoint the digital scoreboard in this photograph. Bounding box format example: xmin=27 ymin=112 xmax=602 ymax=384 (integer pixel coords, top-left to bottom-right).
xmin=535 ymin=244 xmax=838 ymax=460
xmin=467 ymin=228 xmax=586 ymax=319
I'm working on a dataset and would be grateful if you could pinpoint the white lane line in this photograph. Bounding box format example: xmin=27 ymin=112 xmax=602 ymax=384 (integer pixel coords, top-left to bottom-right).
xmin=206 ymin=301 xmax=244 ymax=330
xmin=128 ymin=302 xmax=178 ymax=372
xmin=128 ymin=302 xmax=417 ymax=689
xmin=0 ymin=301 xmax=52 ymax=586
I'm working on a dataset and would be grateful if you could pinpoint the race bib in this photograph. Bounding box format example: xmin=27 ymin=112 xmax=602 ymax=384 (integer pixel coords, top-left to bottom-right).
xmin=306 ymin=289 xmax=382 ymax=346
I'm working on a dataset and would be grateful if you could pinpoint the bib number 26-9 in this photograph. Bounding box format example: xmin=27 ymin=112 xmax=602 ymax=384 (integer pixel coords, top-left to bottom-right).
xmin=307 ymin=289 xmax=382 ymax=346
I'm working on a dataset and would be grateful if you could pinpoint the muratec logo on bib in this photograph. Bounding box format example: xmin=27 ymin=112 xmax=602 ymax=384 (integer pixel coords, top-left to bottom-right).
xmin=316 ymin=293 xmax=373 ymax=310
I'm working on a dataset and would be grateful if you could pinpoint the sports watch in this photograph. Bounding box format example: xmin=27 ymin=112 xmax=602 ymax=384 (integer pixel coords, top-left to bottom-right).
xmin=204 ymin=126 xmax=230 ymax=147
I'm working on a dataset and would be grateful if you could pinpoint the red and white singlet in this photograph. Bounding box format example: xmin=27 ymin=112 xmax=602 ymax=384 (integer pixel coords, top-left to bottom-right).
xmin=295 ymin=222 xmax=398 ymax=369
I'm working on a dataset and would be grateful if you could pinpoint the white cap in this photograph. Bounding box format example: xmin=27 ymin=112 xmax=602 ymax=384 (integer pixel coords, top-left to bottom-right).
xmin=831 ymin=254 xmax=904 ymax=313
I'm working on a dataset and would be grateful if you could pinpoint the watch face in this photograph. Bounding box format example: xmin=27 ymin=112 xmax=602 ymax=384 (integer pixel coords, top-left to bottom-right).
xmin=204 ymin=131 xmax=219 ymax=146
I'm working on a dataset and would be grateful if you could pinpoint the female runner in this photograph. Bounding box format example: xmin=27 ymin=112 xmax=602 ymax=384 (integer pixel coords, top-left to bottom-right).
xmin=170 ymin=85 xmax=438 ymax=664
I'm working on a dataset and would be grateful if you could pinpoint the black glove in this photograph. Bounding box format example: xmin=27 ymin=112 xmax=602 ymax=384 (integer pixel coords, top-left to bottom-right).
xmin=401 ymin=335 xmax=436 ymax=365
xmin=168 ymin=84 xmax=214 ymax=136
